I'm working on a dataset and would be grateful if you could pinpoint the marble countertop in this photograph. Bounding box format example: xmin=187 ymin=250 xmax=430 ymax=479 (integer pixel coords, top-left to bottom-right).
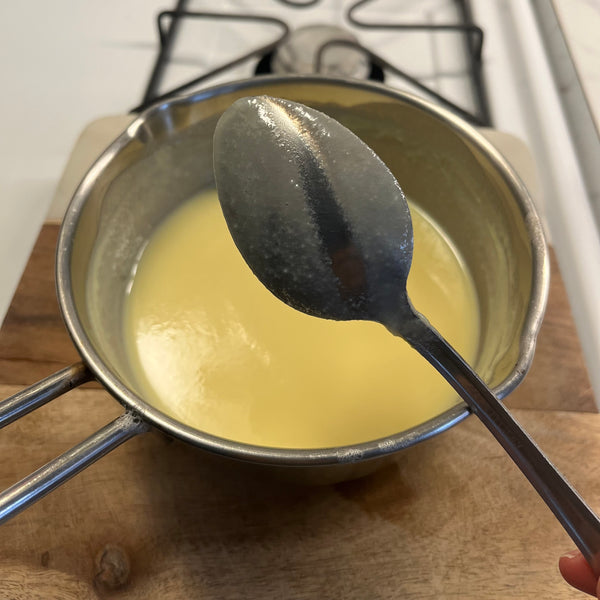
xmin=535 ymin=0 xmax=600 ymax=228
xmin=552 ymin=0 xmax=600 ymax=133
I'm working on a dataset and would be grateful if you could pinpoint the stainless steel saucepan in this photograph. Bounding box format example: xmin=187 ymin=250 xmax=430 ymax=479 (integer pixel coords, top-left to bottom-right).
xmin=0 ymin=76 xmax=548 ymax=523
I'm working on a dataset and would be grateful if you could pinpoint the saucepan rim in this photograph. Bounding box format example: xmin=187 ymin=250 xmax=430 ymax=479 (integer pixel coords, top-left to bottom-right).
xmin=55 ymin=74 xmax=549 ymax=467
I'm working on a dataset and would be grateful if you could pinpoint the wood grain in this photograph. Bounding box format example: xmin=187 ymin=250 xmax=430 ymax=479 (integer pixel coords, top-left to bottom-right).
xmin=0 ymin=383 xmax=597 ymax=599
xmin=508 ymin=250 xmax=596 ymax=412
xmin=0 ymin=225 xmax=596 ymax=599
xmin=0 ymin=225 xmax=85 ymax=386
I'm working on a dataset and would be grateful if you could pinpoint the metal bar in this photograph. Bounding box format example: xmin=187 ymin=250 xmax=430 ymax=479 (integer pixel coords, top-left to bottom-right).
xmin=133 ymin=11 xmax=289 ymax=113
xmin=277 ymin=0 xmax=320 ymax=6
xmin=459 ymin=0 xmax=492 ymax=125
xmin=0 ymin=412 xmax=149 ymax=524
xmin=0 ymin=363 xmax=93 ymax=430
xmin=139 ymin=0 xmax=489 ymax=125
xmin=346 ymin=0 xmax=489 ymax=125
xmin=316 ymin=39 xmax=486 ymax=126
xmin=141 ymin=0 xmax=188 ymax=107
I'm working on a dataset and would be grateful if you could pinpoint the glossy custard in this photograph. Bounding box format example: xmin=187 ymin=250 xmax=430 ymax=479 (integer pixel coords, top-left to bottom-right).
xmin=123 ymin=189 xmax=480 ymax=448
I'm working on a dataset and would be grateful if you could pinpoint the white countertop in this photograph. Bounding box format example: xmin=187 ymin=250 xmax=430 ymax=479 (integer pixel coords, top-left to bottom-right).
xmin=0 ymin=0 xmax=165 ymax=321
xmin=533 ymin=0 xmax=600 ymax=227
xmin=553 ymin=0 xmax=600 ymax=134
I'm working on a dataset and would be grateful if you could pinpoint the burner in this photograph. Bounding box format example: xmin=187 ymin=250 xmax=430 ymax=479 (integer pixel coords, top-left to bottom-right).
xmin=139 ymin=2 xmax=489 ymax=125
xmin=255 ymin=24 xmax=383 ymax=82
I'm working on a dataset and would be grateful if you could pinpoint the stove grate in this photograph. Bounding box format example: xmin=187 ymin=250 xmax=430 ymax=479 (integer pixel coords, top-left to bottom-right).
xmin=135 ymin=0 xmax=490 ymax=126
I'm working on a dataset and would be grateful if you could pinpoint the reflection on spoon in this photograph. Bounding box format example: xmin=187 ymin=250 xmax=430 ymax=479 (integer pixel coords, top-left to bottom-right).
xmin=213 ymin=95 xmax=600 ymax=575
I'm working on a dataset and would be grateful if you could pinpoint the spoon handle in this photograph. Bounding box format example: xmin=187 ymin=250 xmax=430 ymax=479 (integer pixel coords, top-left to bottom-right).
xmin=394 ymin=311 xmax=600 ymax=576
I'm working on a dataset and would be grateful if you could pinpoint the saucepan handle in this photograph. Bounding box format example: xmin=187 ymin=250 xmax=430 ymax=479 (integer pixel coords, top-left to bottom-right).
xmin=0 ymin=362 xmax=149 ymax=524
xmin=0 ymin=362 xmax=92 ymax=428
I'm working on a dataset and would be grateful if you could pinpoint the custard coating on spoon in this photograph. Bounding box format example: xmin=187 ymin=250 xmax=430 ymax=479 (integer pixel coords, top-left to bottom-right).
xmin=213 ymin=96 xmax=413 ymax=326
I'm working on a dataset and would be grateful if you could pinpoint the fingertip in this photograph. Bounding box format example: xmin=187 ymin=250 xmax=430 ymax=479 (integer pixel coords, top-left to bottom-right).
xmin=559 ymin=550 xmax=598 ymax=597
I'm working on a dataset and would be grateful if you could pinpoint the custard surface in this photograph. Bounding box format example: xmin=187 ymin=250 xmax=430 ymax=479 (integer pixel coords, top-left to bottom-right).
xmin=124 ymin=190 xmax=479 ymax=448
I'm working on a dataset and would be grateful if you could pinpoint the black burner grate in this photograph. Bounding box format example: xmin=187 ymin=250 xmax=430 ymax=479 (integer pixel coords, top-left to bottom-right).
xmin=135 ymin=0 xmax=490 ymax=126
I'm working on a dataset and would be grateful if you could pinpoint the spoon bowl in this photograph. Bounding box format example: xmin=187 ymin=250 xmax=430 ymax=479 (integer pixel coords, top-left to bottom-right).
xmin=214 ymin=95 xmax=413 ymax=325
xmin=214 ymin=95 xmax=600 ymax=575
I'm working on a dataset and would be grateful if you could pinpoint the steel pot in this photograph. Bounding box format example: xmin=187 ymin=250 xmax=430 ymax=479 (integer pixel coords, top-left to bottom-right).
xmin=0 ymin=76 xmax=548 ymax=521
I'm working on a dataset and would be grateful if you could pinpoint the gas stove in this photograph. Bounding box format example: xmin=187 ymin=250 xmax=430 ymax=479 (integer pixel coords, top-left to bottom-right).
xmin=133 ymin=0 xmax=490 ymax=127
xmin=1 ymin=0 xmax=598 ymax=403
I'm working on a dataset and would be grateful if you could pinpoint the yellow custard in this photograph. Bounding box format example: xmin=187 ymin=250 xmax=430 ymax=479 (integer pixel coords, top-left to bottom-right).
xmin=123 ymin=189 xmax=480 ymax=448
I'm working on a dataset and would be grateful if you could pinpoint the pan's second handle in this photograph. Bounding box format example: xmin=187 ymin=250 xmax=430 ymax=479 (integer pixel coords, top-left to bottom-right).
xmin=0 ymin=411 xmax=149 ymax=524
xmin=0 ymin=362 xmax=93 ymax=429
xmin=0 ymin=363 xmax=150 ymax=523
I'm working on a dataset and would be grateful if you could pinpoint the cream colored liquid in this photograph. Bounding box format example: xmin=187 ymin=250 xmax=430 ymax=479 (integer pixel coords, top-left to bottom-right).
xmin=124 ymin=189 xmax=479 ymax=448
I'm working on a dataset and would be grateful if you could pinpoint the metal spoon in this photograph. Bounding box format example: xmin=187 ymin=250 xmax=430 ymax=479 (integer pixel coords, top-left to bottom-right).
xmin=213 ymin=95 xmax=600 ymax=574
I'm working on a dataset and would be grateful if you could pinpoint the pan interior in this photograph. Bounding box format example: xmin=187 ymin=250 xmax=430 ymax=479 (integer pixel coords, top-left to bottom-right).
xmin=66 ymin=80 xmax=534 ymax=441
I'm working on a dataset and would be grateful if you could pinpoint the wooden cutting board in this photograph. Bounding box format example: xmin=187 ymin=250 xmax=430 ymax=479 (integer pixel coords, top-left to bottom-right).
xmin=0 ymin=122 xmax=597 ymax=598
xmin=0 ymin=231 xmax=597 ymax=600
